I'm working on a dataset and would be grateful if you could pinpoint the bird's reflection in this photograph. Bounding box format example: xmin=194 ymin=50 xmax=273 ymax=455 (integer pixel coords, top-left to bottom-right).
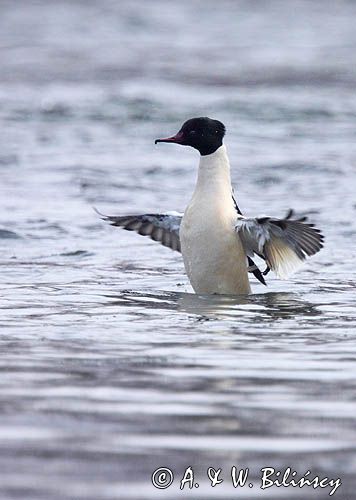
xmin=104 ymin=289 xmax=320 ymax=321
xmin=177 ymin=291 xmax=320 ymax=321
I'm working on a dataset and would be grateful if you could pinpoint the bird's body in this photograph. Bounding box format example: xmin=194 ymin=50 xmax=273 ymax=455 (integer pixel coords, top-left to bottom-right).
xmin=180 ymin=145 xmax=251 ymax=294
xmin=99 ymin=117 xmax=323 ymax=295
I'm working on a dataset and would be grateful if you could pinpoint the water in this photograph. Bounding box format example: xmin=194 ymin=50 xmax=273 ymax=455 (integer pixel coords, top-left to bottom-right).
xmin=1 ymin=0 xmax=356 ymax=498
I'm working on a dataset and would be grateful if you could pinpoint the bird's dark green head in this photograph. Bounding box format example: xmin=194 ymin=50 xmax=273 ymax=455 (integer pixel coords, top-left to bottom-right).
xmin=155 ymin=117 xmax=226 ymax=156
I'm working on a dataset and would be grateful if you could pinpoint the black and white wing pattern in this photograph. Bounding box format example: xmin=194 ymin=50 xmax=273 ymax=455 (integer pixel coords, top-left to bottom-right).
xmin=235 ymin=210 xmax=324 ymax=279
xmin=97 ymin=210 xmax=182 ymax=252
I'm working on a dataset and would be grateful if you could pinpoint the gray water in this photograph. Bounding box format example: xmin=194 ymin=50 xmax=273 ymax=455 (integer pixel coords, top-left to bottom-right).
xmin=1 ymin=1 xmax=356 ymax=499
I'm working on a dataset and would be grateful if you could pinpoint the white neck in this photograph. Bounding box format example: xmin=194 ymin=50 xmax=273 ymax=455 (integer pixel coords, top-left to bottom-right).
xmin=181 ymin=143 xmax=250 ymax=295
xmin=193 ymin=144 xmax=233 ymax=200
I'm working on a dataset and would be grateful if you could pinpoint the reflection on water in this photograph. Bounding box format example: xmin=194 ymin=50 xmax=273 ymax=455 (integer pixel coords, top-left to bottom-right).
xmin=106 ymin=289 xmax=321 ymax=322
xmin=1 ymin=0 xmax=356 ymax=499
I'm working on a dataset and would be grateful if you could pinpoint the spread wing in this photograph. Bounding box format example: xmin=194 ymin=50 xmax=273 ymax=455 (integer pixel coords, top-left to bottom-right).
xmin=236 ymin=210 xmax=324 ymax=279
xmin=96 ymin=209 xmax=182 ymax=252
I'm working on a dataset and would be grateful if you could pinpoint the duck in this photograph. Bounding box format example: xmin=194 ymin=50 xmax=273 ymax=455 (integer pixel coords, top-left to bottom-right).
xmin=98 ymin=117 xmax=323 ymax=295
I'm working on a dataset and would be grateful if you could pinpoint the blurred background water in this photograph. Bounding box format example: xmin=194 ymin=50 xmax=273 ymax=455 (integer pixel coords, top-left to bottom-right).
xmin=0 ymin=0 xmax=356 ymax=498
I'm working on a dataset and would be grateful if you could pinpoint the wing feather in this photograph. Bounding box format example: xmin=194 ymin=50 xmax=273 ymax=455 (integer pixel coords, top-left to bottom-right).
xmin=236 ymin=214 xmax=324 ymax=279
xmin=96 ymin=209 xmax=182 ymax=253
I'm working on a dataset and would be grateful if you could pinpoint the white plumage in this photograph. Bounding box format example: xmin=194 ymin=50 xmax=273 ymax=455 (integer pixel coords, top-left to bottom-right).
xmin=180 ymin=145 xmax=251 ymax=294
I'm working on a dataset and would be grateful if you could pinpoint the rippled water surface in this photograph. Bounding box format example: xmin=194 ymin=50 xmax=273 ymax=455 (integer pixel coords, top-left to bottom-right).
xmin=1 ymin=1 xmax=356 ymax=499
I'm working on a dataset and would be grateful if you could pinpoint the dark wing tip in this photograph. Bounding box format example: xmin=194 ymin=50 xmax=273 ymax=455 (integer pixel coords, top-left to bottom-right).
xmin=93 ymin=207 xmax=115 ymax=224
xmin=93 ymin=206 xmax=106 ymax=218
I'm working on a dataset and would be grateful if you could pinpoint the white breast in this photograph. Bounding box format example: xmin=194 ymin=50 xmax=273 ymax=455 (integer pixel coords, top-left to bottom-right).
xmin=180 ymin=146 xmax=251 ymax=295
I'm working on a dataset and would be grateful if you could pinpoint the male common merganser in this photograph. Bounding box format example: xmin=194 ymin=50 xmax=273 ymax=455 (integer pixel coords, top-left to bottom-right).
xmin=99 ymin=117 xmax=323 ymax=295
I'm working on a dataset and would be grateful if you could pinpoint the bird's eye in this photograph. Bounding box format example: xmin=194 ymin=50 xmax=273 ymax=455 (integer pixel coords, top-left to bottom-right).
xmin=189 ymin=130 xmax=196 ymax=135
